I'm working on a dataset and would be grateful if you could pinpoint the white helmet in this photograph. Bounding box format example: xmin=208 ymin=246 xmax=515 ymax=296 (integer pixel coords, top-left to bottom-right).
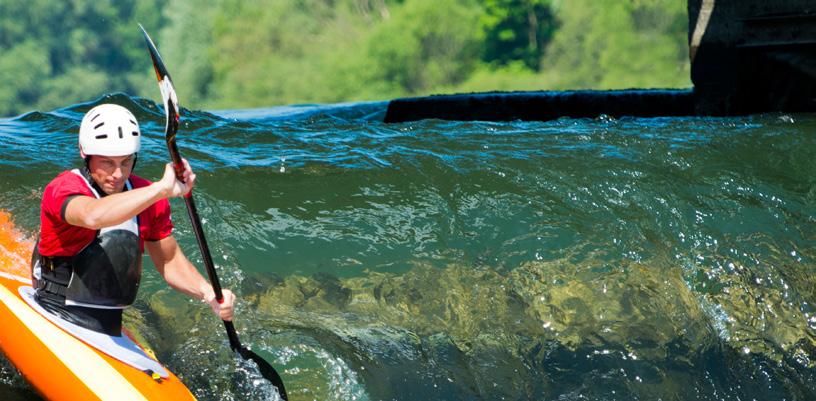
xmin=79 ymin=104 xmax=141 ymax=156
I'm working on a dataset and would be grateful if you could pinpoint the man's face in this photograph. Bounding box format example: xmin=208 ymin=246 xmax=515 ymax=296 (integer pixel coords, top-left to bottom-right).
xmin=87 ymin=154 xmax=135 ymax=194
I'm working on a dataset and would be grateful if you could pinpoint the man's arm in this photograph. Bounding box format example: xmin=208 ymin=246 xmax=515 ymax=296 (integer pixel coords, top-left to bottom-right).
xmin=145 ymin=235 xmax=236 ymax=321
xmin=65 ymin=162 xmax=194 ymax=230
xmin=65 ymin=184 xmax=166 ymax=229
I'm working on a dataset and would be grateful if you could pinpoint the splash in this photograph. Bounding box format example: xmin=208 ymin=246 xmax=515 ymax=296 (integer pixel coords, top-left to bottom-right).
xmin=0 ymin=210 xmax=33 ymax=278
xmin=0 ymin=210 xmax=35 ymax=396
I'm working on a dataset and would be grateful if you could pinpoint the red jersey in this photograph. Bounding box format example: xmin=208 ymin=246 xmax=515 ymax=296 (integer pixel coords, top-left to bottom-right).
xmin=38 ymin=171 xmax=174 ymax=257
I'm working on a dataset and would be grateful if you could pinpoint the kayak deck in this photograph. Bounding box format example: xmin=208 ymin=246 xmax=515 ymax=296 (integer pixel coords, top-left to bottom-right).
xmin=0 ymin=211 xmax=196 ymax=401
xmin=19 ymin=286 xmax=169 ymax=378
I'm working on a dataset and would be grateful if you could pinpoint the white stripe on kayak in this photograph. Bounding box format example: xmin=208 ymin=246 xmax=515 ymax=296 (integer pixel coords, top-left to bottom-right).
xmin=0 ymin=284 xmax=148 ymax=401
xmin=0 ymin=271 xmax=29 ymax=283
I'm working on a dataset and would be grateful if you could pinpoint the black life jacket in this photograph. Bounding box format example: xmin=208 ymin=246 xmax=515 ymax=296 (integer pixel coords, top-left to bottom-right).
xmin=32 ymin=169 xmax=143 ymax=335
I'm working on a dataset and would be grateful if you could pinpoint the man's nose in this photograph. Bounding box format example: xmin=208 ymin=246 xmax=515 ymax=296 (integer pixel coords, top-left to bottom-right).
xmin=111 ymin=165 xmax=124 ymax=179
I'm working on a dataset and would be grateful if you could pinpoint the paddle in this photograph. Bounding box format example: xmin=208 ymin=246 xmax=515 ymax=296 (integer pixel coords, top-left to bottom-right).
xmin=139 ymin=25 xmax=289 ymax=400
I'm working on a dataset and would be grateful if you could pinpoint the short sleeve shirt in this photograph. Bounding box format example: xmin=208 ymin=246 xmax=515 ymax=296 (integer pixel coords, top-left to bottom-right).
xmin=38 ymin=171 xmax=173 ymax=257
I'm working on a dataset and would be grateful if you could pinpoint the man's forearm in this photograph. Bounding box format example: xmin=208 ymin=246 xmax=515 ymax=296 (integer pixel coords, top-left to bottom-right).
xmin=65 ymin=184 xmax=166 ymax=229
xmin=161 ymin=256 xmax=212 ymax=301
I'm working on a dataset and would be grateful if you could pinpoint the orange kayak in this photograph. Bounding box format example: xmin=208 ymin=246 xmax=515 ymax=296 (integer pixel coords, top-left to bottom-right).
xmin=0 ymin=211 xmax=196 ymax=401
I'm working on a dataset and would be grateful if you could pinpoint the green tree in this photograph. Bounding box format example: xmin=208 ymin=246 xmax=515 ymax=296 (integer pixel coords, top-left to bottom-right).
xmin=479 ymin=0 xmax=555 ymax=70
xmin=0 ymin=40 xmax=52 ymax=115
xmin=362 ymin=0 xmax=482 ymax=95
xmin=542 ymin=0 xmax=690 ymax=90
xmin=0 ymin=0 xmax=690 ymax=115
xmin=157 ymin=0 xmax=219 ymax=106
xmin=0 ymin=0 xmax=164 ymax=116
xmin=207 ymin=0 xmax=343 ymax=108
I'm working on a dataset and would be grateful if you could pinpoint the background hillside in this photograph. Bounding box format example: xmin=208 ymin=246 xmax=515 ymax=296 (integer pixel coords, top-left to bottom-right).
xmin=0 ymin=0 xmax=690 ymax=116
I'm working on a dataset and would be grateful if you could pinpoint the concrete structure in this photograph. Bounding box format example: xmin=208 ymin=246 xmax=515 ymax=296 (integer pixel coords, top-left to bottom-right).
xmin=690 ymin=0 xmax=816 ymax=115
xmin=384 ymin=1 xmax=816 ymax=123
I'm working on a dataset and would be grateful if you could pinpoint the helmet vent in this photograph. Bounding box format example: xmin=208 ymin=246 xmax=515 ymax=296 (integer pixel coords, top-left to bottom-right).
xmin=94 ymin=122 xmax=105 ymax=129
xmin=91 ymin=114 xmax=101 ymax=121
xmin=95 ymin=134 xmax=108 ymax=139
xmin=118 ymin=126 xmax=124 ymax=139
xmin=132 ymin=131 xmax=139 ymax=137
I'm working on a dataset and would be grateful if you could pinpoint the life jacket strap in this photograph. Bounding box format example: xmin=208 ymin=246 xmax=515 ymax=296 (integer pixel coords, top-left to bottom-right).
xmin=36 ymin=255 xmax=71 ymax=300
xmin=41 ymin=280 xmax=67 ymax=297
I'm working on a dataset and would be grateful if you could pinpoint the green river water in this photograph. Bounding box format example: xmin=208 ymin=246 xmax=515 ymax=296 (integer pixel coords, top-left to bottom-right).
xmin=0 ymin=94 xmax=814 ymax=400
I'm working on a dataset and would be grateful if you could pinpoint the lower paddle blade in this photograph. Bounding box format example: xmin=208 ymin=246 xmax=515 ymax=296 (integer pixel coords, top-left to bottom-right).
xmin=238 ymin=346 xmax=289 ymax=401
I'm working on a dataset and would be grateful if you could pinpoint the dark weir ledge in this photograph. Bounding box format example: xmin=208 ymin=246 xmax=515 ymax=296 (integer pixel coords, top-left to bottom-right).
xmin=384 ymin=89 xmax=694 ymax=123
xmin=385 ymin=1 xmax=816 ymax=123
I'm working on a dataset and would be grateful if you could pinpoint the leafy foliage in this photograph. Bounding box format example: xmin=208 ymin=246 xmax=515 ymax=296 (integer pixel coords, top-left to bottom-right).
xmin=479 ymin=0 xmax=555 ymax=70
xmin=0 ymin=0 xmax=164 ymax=115
xmin=0 ymin=0 xmax=690 ymax=116
xmin=542 ymin=0 xmax=689 ymax=90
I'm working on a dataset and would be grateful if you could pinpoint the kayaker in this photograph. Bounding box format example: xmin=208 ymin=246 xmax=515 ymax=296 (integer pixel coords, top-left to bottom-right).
xmin=31 ymin=103 xmax=236 ymax=336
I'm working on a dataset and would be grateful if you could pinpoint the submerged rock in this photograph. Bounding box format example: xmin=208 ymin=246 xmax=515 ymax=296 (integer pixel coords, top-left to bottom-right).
xmin=135 ymin=253 xmax=816 ymax=400
xmin=246 ymin=256 xmax=816 ymax=400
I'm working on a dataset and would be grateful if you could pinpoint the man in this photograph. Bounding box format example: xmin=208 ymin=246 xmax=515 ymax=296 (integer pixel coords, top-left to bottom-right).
xmin=32 ymin=103 xmax=235 ymax=336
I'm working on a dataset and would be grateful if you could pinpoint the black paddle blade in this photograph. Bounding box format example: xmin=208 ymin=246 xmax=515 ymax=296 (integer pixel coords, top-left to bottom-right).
xmin=138 ymin=24 xmax=174 ymax=92
xmin=238 ymin=346 xmax=289 ymax=401
xmin=138 ymin=24 xmax=181 ymax=167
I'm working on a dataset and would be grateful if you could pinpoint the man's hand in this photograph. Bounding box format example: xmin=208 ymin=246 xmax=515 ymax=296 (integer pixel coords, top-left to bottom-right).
xmin=158 ymin=158 xmax=196 ymax=198
xmin=203 ymin=288 xmax=236 ymax=321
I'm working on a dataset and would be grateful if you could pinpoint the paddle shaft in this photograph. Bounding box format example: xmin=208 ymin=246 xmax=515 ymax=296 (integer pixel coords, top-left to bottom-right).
xmin=166 ymin=101 xmax=289 ymax=401
xmin=165 ymin=120 xmax=242 ymax=351
xmin=182 ymin=191 xmax=243 ymax=350
xmin=141 ymin=25 xmax=288 ymax=399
